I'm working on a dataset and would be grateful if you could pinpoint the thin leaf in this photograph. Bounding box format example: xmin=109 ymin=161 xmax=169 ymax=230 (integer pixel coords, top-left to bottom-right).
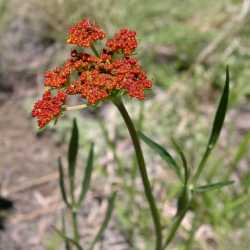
xmin=88 ymin=192 xmax=117 ymax=250
xmin=58 ymin=158 xmax=69 ymax=207
xmin=207 ymin=67 xmax=230 ymax=148
xmin=193 ymin=67 xmax=230 ymax=182
xmin=53 ymin=227 xmax=83 ymax=250
xmin=194 ymin=180 xmax=234 ymax=193
xmin=68 ymin=118 xmax=79 ymax=180
xmin=171 ymin=138 xmax=189 ymax=185
xmin=78 ymin=143 xmax=95 ymax=206
xmin=138 ymin=131 xmax=182 ymax=179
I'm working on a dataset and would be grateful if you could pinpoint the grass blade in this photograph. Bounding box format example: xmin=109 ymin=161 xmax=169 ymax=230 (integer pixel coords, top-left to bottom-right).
xmin=171 ymin=138 xmax=189 ymax=185
xmin=193 ymin=67 xmax=230 ymax=182
xmin=194 ymin=180 xmax=234 ymax=193
xmin=78 ymin=143 xmax=94 ymax=206
xmin=207 ymin=67 xmax=230 ymax=149
xmin=58 ymin=157 xmax=69 ymax=207
xmin=53 ymin=226 xmax=83 ymax=250
xmin=138 ymin=131 xmax=182 ymax=179
xmin=88 ymin=192 xmax=117 ymax=250
xmin=68 ymin=118 xmax=79 ymax=180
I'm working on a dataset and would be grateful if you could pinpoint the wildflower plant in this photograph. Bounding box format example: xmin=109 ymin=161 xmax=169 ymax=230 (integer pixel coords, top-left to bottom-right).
xmin=32 ymin=18 xmax=233 ymax=250
xmin=55 ymin=119 xmax=116 ymax=250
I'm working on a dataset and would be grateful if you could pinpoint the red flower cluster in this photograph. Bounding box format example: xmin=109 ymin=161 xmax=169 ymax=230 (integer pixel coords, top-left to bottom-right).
xmin=44 ymin=65 xmax=70 ymax=88
xmin=64 ymin=51 xmax=152 ymax=104
xmin=106 ymin=29 xmax=137 ymax=56
xmin=67 ymin=19 xmax=105 ymax=47
xmin=32 ymin=91 xmax=66 ymax=128
xmin=32 ymin=19 xmax=152 ymax=128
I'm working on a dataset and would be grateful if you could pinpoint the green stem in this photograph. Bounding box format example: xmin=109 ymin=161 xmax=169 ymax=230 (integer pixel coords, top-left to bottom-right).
xmin=68 ymin=167 xmax=80 ymax=245
xmin=163 ymin=207 xmax=188 ymax=249
xmin=192 ymin=148 xmax=211 ymax=184
xmin=71 ymin=210 xmax=80 ymax=244
xmin=113 ymin=97 xmax=162 ymax=250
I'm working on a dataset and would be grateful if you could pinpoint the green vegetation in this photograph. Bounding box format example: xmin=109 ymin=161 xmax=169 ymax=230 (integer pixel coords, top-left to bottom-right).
xmin=0 ymin=0 xmax=249 ymax=249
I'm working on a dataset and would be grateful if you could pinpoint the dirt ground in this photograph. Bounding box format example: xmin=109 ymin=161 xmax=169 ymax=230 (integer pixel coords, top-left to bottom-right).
xmin=0 ymin=83 xmax=128 ymax=250
xmin=0 ymin=87 xmax=64 ymax=250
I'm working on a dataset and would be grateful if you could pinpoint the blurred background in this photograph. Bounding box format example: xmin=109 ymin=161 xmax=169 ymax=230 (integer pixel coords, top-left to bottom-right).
xmin=0 ymin=0 xmax=250 ymax=249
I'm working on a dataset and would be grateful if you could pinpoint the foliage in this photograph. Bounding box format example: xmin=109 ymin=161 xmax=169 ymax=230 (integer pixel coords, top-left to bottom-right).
xmin=1 ymin=0 xmax=250 ymax=249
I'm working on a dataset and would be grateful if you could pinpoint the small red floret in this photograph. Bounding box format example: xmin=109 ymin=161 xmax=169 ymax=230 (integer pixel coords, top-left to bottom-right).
xmin=44 ymin=60 xmax=73 ymax=88
xmin=32 ymin=91 xmax=66 ymax=128
xmin=106 ymin=29 xmax=137 ymax=56
xmin=67 ymin=19 xmax=106 ymax=48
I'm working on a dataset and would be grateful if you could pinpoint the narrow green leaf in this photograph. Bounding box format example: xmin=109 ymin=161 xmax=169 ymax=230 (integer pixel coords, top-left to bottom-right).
xmin=171 ymin=138 xmax=189 ymax=185
xmin=193 ymin=67 xmax=230 ymax=182
xmin=138 ymin=131 xmax=182 ymax=179
xmin=194 ymin=180 xmax=234 ymax=193
xmin=58 ymin=158 xmax=69 ymax=207
xmin=78 ymin=143 xmax=95 ymax=206
xmin=53 ymin=226 xmax=83 ymax=250
xmin=68 ymin=118 xmax=79 ymax=179
xmin=88 ymin=192 xmax=117 ymax=250
xmin=208 ymin=67 xmax=230 ymax=146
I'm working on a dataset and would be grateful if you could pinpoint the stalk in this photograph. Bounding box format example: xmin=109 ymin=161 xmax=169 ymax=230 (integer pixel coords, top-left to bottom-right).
xmin=71 ymin=210 xmax=80 ymax=243
xmin=65 ymin=104 xmax=88 ymax=111
xmin=69 ymin=162 xmax=80 ymax=244
xmin=113 ymin=97 xmax=162 ymax=250
xmin=163 ymin=207 xmax=188 ymax=249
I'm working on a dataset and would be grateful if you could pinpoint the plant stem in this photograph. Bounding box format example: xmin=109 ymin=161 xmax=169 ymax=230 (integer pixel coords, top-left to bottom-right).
xmin=192 ymin=149 xmax=211 ymax=184
xmin=68 ymin=162 xmax=80 ymax=245
xmin=113 ymin=97 xmax=162 ymax=250
xmin=65 ymin=104 xmax=88 ymax=111
xmin=71 ymin=210 xmax=80 ymax=244
xmin=163 ymin=207 xmax=188 ymax=249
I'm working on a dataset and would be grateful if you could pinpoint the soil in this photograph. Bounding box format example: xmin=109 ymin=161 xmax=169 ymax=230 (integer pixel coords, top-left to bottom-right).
xmin=0 ymin=86 xmax=127 ymax=250
xmin=0 ymin=88 xmax=63 ymax=250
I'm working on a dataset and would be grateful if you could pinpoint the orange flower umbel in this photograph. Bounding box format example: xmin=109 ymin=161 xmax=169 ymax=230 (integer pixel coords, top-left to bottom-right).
xmin=32 ymin=19 xmax=152 ymax=128
xmin=106 ymin=29 xmax=137 ymax=56
xmin=67 ymin=19 xmax=106 ymax=47
xmin=32 ymin=91 xmax=67 ymax=128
